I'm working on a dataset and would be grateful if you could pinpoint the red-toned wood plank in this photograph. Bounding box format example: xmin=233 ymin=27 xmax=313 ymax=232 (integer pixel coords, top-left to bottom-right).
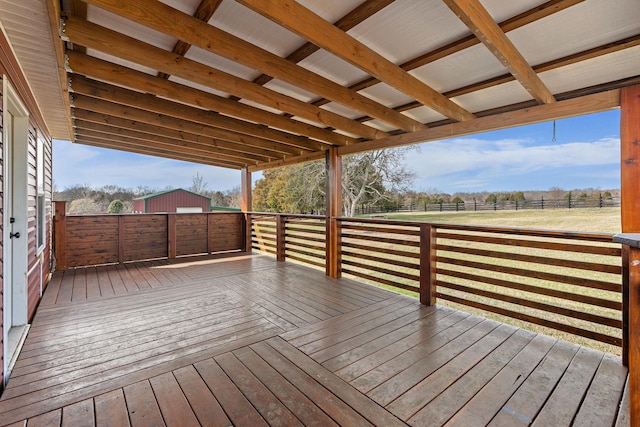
xmin=23 ymin=409 xmax=61 ymax=427
xmin=616 ymin=376 xmax=631 ymax=427
xmin=573 ymin=353 xmax=628 ymax=426
xmin=388 ymin=323 xmax=520 ymax=421
xmin=123 ymin=381 xmax=165 ymax=427
xmin=106 ymin=265 xmax=128 ymax=295
xmin=61 ymin=398 xmax=94 ymax=427
xmin=265 ymin=337 xmax=407 ymax=427
xmin=350 ymin=314 xmax=483 ymax=393
xmin=233 ymin=346 xmax=339 ymax=427
xmin=214 ymin=352 xmax=303 ymax=426
xmin=85 ymin=267 xmax=101 ymax=300
xmin=95 ymin=265 xmax=114 ymax=297
xmin=194 ymin=358 xmax=268 ymax=427
xmin=444 ymin=334 xmax=557 ymax=426
xmin=172 ymin=365 xmax=231 ymax=427
xmin=408 ymin=329 xmax=537 ymax=426
xmin=369 ymin=319 xmax=507 ymax=407
xmin=148 ymin=373 xmax=199 ymax=427
xmin=529 ymin=347 xmax=603 ymax=426
xmin=94 ymin=389 xmax=131 ymax=427
xmin=54 ymin=270 xmax=74 ymax=304
xmin=487 ymin=340 xmax=579 ymax=427
xmin=322 ymin=306 xmax=449 ymax=372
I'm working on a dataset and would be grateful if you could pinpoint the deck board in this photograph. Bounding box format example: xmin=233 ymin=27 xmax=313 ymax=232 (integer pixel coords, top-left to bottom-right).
xmin=0 ymin=253 xmax=628 ymax=426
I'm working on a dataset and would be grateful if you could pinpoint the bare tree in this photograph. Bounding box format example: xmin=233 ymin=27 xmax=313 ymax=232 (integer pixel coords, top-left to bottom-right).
xmin=189 ymin=172 xmax=208 ymax=195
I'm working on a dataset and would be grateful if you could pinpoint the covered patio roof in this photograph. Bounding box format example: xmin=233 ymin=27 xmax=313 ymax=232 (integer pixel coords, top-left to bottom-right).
xmin=1 ymin=0 xmax=639 ymax=171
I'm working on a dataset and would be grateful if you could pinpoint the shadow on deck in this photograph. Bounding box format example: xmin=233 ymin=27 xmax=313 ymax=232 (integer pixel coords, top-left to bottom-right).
xmin=0 ymin=253 xmax=630 ymax=426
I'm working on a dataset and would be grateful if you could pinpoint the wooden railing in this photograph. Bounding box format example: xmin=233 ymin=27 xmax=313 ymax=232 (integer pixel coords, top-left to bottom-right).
xmin=53 ymin=201 xmax=246 ymax=269
xmin=250 ymin=213 xmax=326 ymax=269
xmin=250 ymin=214 xmax=624 ymax=353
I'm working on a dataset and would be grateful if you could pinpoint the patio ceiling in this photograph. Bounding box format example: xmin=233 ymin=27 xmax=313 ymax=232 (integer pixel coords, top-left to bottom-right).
xmin=1 ymin=0 xmax=639 ymax=171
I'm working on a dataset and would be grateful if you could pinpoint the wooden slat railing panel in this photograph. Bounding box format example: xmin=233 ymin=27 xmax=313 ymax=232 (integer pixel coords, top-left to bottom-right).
xmin=65 ymin=216 xmax=119 ymax=267
xmin=122 ymin=215 xmax=168 ymax=262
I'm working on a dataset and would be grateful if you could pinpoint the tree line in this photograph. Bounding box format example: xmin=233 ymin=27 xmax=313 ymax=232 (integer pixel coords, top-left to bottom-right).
xmin=54 ymin=174 xmax=241 ymax=214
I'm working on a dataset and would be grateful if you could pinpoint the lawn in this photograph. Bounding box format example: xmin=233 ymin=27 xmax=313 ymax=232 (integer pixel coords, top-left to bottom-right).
xmin=374 ymin=206 xmax=621 ymax=234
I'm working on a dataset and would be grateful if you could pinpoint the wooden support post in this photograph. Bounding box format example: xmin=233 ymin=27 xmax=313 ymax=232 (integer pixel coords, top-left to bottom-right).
xmin=53 ymin=201 xmax=67 ymax=270
xmin=419 ymin=224 xmax=437 ymax=305
xmin=276 ymin=214 xmax=286 ymax=262
xmin=117 ymin=215 xmax=125 ymax=263
xmin=167 ymin=214 xmax=177 ymax=259
xmin=620 ymin=84 xmax=640 ymax=426
xmin=326 ymin=148 xmax=342 ymax=278
xmin=241 ymin=168 xmax=253 ymax=253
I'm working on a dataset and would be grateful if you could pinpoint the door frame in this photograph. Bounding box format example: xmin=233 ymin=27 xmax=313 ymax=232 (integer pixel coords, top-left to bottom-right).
xmin=3 ymin=77 xmax=29 ymax=384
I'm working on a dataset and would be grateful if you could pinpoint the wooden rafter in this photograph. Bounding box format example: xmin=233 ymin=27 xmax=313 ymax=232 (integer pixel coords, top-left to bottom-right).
xmin=238 ymin=0 xmax=475 ymax=122
xmin=159 ymin=0 xmax=223 ymax=79
xmin=76 ymin=135 xmax=241 ymax=169
xmin=70 ymin=74 xmax=325 ymax=152
xmin=248 ymin=0 xmax=394 ymax=89
xmin=66 ymin=51 xmax=354 ymax=147
xmin=79 ymin=0 xmax=424 ymax=132
xmin=74 ymin=123 xmax=260 ymax=165
xmin=73 ymin=109 xmax=293 ymax=159
xmin=443 ymin=0 xmax=556 ymax=104
xmin=63 ymin=16 xmax=385 ymax=140
xmin=312 ymin=0 xmax=583 ymax=109
xmin=71 ymin=95 xmax=307 ymax=158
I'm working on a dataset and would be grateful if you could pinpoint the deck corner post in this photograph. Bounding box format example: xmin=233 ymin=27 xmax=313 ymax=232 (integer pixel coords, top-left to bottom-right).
xmin=326 ymin=147 xmax=342 ymax=278
xmin=621 ymin=83 xmax=640 ymax=426
xmin=117 ymin=215 xmax=125 ymax=264
xmin=53 ymin=200 xmax=67 ymax=271
xmin=244 ymin=212 xmax=252 ymax=253
xmin=419 ymin=223 xmax=437 ymax=305
xmin=167 ymin=214 xmax=177 ymax=259
xmin=276 ymin=214 xmax=286 ymax=262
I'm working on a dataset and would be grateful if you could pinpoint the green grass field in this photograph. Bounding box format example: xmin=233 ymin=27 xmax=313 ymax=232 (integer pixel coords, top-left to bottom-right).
xmin=374 ymin=206 xmax=621 ymax=233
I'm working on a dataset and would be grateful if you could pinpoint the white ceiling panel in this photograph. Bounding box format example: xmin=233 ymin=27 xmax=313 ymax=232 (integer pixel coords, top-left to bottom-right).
xmin=184 ymin=45 xmax=261 ymax=81
xmin=453 ymin=80 xmax=533 ymax=113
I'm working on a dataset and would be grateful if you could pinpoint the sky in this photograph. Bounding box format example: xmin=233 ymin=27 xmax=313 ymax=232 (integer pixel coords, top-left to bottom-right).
xmin=53 ymin=109 xmax=621 ymax=195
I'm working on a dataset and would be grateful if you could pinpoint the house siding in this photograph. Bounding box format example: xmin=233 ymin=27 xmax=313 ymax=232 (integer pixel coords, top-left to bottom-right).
xmin=0 ymin=34 xmax=53 ymax=390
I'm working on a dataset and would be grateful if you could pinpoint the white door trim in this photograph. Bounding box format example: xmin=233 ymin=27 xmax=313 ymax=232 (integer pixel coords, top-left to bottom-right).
xmin=3 ymin=77 xmax=30 ymax=385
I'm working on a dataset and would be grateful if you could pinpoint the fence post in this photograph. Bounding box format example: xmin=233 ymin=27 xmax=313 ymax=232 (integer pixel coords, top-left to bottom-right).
xmin=541 ymin=196 xmax=544 ymax=209
xmin=599 ymin=193 xmax=603 ymax=208
xmin=168 ymin=214 xmax=177 ymax=259
xmin=419 ymin=224 xmax=437 ymax=305
xmin=118 ymin=215 xmax=125 ymax=263
xmin=276 ymin=214 xmax=286 ymax=262
xmin=53 ymin=201 xmax=67 ymax=270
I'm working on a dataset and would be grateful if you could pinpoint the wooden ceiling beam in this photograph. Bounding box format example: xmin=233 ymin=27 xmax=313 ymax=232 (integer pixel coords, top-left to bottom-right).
xmin=443 ymin=0 xmax=556 ymax=104
xmin=74 ymin=119 xmax=270 ymax=163
xmin=71 ymin=95 xmax=307 ymax=157
xmin=63 ymin=16 xmax=384 ymax=141
xmin=75 ymin=136 xmax=242 ymax=169
xmin=249 ymin=0 xmax=394 ymax=89
xmin=159 ymin=0 xmax=223 ymax=79
xmin=312 ymin=0 xmax=582 ymax=109
xmin=66 ymin=51 xmax=353 ymax=147
xmin=238 ymin=0 xmax=474 ymax=123
xmin=74 ymin=124 xmax=259 ymax=166
xmin=70 ymin=74 xmax=326 ymax=152
xmin=73 ymin=109 xmax=291 ymax=159
xmin=337 ymin=90 xmax=619 ymax=157
xmin=372 ymin=33 xmax=640 ymax=121
xmin=80 ymin=0 xmax=422 ymax=132
xmin=247 ymin=151 xmax=327 ymax=173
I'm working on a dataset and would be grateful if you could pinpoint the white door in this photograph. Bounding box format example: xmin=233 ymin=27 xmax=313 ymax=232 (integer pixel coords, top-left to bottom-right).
xmin=3 ymin=81 xmax=29 ymax=383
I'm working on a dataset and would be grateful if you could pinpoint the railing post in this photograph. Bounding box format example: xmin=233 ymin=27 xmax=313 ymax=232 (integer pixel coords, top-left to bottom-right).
xmin=167 ymin=214 xmax=177 ymax=259
xmin=276 ymin=214 xmax=286 ymax=262
xmin=53 ymin=201 xmax=67 ymax=270
xmin=419 ymin=224 xmax=437 ymax=305
xmin=118 ymin=215 xmax=125 ymax=263
xmin=244 ymin=213 xmax=252 ymax=253
xmin=326 ymin=147 xmax=342 ymax=278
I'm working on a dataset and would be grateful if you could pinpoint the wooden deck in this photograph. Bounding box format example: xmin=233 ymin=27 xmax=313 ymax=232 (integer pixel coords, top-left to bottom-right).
xmin=0 ymin=253 xmax=630 ymax=426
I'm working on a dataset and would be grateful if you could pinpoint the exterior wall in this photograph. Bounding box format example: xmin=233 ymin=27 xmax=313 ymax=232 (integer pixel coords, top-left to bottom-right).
xmin=0 ymin=34 xmax=53 ymax=390
xmin=133 ymin=199 xmax=145 ymax=213
xmin=140 ymin=190 xmax=210 ymax=213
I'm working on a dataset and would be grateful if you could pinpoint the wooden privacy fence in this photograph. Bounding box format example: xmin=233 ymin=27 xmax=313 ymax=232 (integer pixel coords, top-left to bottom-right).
xmin=53 ymin=201 xmax=245 ymax=269
xmin=250 ymin=213 xmax=625 ymax=355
